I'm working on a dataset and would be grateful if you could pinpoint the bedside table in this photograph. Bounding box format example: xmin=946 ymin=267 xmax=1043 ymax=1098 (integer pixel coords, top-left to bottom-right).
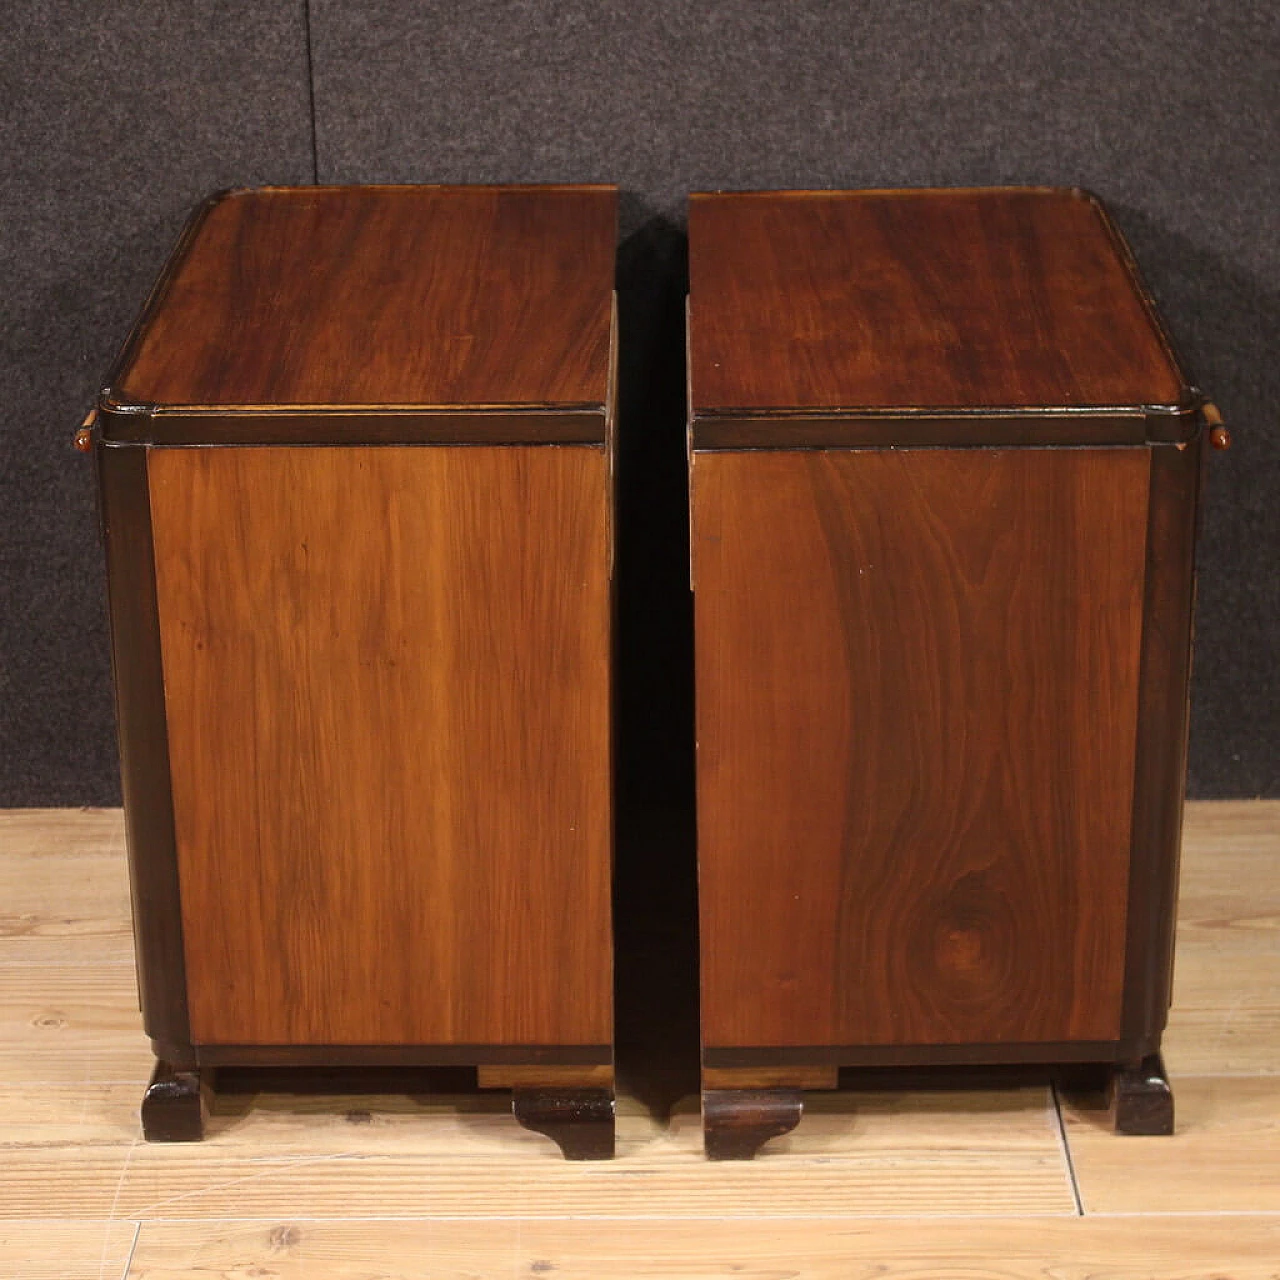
xmin=686 ymin=186 xmax=1226 ymax=1158
xmin=88 ymin=184 xmax=619 ymax=1158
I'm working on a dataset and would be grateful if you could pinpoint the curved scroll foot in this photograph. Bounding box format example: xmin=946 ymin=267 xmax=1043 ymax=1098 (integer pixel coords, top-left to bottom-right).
xmin=703 ymin=1087 xmax=804 ymax=1160
xmin=1112 ymin=1052 xmax=1174 ymax=1135
xmin=141 ymin=1059 xmax=212 ymax=1142
xmin=512 ymin=1087 xmax=615 ymax=1160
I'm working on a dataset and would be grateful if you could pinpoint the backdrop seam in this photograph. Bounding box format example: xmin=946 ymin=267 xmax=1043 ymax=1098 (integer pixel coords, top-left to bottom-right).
xmin=302 ymin=0 xmax=319 ymax=182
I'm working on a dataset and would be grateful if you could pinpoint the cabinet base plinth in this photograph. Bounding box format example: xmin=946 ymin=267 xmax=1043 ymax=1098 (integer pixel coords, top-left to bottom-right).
xmin=512 ymin=1087 xmax=616 ymax=1159
xmin=1112 ymin=1052 xmax=1174 ymax=1135
xmin=141 ymin=1060 xmax=213 ymax=1142
xmin=702 ymin=1087 xmax=804 ymax=1160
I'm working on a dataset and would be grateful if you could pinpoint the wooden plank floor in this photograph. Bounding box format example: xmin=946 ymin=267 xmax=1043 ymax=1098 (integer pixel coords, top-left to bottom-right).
xmin=1 ymin=801 xmax=1277 ymax=1277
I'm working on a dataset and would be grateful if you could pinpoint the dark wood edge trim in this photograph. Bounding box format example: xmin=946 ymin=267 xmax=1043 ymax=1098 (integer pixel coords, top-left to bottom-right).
xmin=193 ymin=1044 xmax=614 ymax=1069
xmin=691 ymin=404 xmax=1160 ymax=421
xmin=96 ymin=441 xmax=190 ymax=1048
xmin=702 ymin=1088 xmax=804 ymax=1161
xmin=1146 ymin=399 xmax=1206 ymax=444
xmin=1121 ymin=431 xmax=1204 ymax=1043
xmin=604 ymin=295 xmax=619 ymax=992
xmin=1110 ymin=1051 xmax=1175 ymax=1135
xmin=689 ymin=414 xmax=1157 ymax=450
xmin=689 ymin=183 xmax=1102 ymax=204
xmin=209 ymin=182 xmax=621 ymax=199
xmin=99 ymin=410 xmax=609 ymax=446
xmin=151 ymin=1039 xmax=197 ymax=1070
xmin=703 ymin=1041 xmax=1157 ymax=1068
xmin=512 ymin=1088 xmax=616 ymax=1160
xmin=606 ymin=292 xmax=618 ymax=579
xmin=685 ymin=297 xmax=696 ymax=592
xmin=141 ymin=1059 xmax=211 ymax=1142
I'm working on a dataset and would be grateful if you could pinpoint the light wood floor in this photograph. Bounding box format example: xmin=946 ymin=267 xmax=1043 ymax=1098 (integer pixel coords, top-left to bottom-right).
xmin=1 ymin=801 xmax=1277 ymax=1278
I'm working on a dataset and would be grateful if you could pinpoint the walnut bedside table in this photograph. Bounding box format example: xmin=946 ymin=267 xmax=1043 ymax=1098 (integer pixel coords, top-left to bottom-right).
xmin=686 ymin=186 xmax=1228 ymax=1159
xmin=83 ymin=184 xmax=619 ymax=1158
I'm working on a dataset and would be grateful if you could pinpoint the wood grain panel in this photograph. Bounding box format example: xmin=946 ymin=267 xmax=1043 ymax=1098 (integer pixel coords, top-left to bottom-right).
xmin=0 ymin=807 xmax=125 ymax=858
xmin=5 ymin=804 xmax=1280 ymax=1271
xmin=148 ymin=445 xmax=611 ymax=1047
xmin=0 ymin=818 xmax=131 ymax=964
xmin=1163 ymin=801 xmax=1280 ymax=1076
xmin=114 ymin=185 xmax=617 ymax=411
xmin=125 ymin=1216 xmax=1280 ymax=1280
xmin=1065 ymin=1074 xmax=1280 ymax=1213
xmin=0 ymin=1150 xmax=139 ymax=1218
xmin=694 ymin=447 xmax=1149 ymax=1049
xmin=104 ymin=1086 xmax=1069 ymax=1219
xmin=690 ymin=412 xmax=1153 ymax=451
xmin=0 ymin=1221 xmax=136 ymax=1280
xmin=1164 ymin=1006 xmax=1280 ymax=1076
xmin=0 ymin=964 xmax=150 ymax=1084
xmin=0 ymin=1081 xmax=141 ymax=1146
xmin=688 ymin=187 xmax=1188 ymax=416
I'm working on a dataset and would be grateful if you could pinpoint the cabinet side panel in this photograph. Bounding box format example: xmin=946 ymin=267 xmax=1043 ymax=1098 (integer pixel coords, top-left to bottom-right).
xmin=149 ymin=444 xmax=612 ymax=1046
xmin=695 ymin=448 xmax=1149 ymax=1048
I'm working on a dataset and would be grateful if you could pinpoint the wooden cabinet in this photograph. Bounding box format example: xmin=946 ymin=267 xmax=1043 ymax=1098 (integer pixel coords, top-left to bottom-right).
xmin=687 ymin=187 xmax=1223 ymax=1158
xmin=91 ymin=185 xmax=618 ymax=1158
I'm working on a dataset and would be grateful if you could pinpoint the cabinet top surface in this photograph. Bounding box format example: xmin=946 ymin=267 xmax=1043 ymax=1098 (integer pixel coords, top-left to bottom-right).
xmin=107 ymin=185 xmax=618 ymax=414
xmin=687 ymin=187 xmax=1190 ymax=419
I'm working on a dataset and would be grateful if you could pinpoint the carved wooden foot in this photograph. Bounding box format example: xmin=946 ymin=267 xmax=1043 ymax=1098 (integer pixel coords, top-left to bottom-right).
xmin=141 ymin=1059 xmax=213 ymax=1142
xmin=703 ymin=1087 xmax=804 ymax=1160
xmin=512 ymin=1087 xmax=615 ymax=1159
xmin=1112 ymin=1052 xmax=1174 ymax=1135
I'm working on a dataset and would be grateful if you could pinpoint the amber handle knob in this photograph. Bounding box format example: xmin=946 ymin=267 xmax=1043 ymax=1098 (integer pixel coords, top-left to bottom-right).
xmin=1203 ymin=402 xmax=1230 ymax=451
xmin=74 ymin=409 xmax=97 ymax=454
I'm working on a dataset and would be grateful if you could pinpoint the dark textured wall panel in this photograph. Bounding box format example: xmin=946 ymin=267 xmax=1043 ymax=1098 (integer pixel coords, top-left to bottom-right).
xmin=310 ymin=0 xmax=1277 ymax=798
xmin=0 ymin=2 xmax=313 ymax=804
xmin=1 ymin=1 xmax=1275 ymax=804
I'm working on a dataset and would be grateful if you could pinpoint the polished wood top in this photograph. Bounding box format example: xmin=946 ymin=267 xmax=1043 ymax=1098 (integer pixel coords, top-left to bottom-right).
xmin=688 ymin=187 xmax=1189 ymax=418
xmin=110 ymin=184 xmax=617 ymax=412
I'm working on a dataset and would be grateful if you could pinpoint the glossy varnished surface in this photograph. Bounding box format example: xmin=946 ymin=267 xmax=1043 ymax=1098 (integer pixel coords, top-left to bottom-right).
xmin=703 ymin=1088 xmax=804 ymax=1161
xmin=147 ymin=444 xmax=612 ymax=1047
xmin=112 ymin=185 xmax=617 ymax=413
xmin=694 ymin=448 xmax=1150 ymax=1049
xmin=512 ymin=1087 xmax=617 ymax=1160
xmin=1111 ymin=1052 xmax=1175 ymax=1135
xmin=140 ymin=1060 xmax=210 ymax=1142
xmin=688 ymin=188 xmax=1187 ymax=420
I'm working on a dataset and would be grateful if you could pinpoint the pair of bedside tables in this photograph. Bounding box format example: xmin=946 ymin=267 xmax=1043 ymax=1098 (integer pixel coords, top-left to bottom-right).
xmin=83 ymin=183 xmax=1223 ymax=1161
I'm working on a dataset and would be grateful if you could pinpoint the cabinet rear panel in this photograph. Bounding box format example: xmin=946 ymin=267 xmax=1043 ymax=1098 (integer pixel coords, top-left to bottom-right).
xmin=149 ymin=444 xmax=612 ymax=1047
xmin=694 ymin=447 xmax=1149 ymax=1048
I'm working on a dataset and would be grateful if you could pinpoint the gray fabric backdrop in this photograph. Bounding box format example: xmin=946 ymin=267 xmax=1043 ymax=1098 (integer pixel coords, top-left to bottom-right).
xmin=2 ymin=0 xmax=1276 ymax=808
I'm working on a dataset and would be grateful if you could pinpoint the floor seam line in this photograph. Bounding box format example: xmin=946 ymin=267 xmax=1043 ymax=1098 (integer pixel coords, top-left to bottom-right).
xmin=1050 ymin=1079 xmax=1085 ymax=1216
xmin=116 ymin=1220 xmax=141 ymax=1280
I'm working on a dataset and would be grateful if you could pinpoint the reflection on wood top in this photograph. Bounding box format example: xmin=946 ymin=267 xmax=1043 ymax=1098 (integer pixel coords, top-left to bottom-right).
xmin=688 ymin=187 xmax=1188 ymax=415
xmin=111 ymin=184 xmax=618 ymax=410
